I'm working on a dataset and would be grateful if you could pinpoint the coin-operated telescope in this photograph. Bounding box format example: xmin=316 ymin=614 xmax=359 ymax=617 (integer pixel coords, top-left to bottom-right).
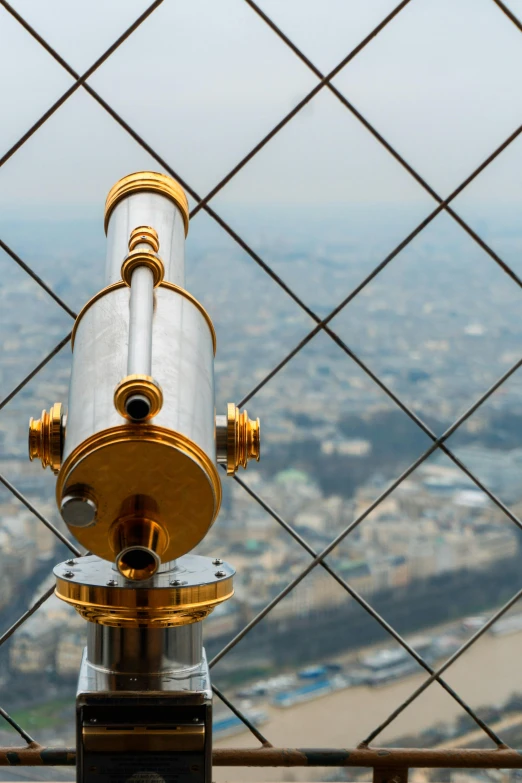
xmin=28 ymin=172 xmax=260 ymax=783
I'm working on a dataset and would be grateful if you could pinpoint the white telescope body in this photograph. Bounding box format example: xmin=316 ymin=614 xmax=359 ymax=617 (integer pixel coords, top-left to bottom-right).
xmin=29 ymin=172 xmax=259 ymax=575
xmin=67 ymin=194 xmax=215 ymax=465
xmin=28 ymin=172 xmax=260 ymax=783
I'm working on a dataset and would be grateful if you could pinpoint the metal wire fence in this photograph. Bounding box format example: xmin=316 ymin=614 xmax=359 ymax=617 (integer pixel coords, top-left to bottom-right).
xmin=1 ymin=0 xmax=522 ymax=776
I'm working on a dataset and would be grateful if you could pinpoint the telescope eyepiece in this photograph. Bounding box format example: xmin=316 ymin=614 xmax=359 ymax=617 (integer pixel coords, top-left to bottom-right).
xmin=125 ymin=393 xmax=151 ymax=421
xmin=113 ymin=375 xmax=163 ymax=421
xmin=116 ymin=546 xmax=159 ymax=581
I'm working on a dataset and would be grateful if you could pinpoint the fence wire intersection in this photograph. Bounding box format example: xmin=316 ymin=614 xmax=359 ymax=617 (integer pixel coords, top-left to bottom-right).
xmin=0 ymin=0 xmax=521 ymax=766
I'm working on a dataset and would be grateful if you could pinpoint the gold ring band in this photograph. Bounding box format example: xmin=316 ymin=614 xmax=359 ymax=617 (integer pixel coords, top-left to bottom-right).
xmin=121 ymin=250 xmax=165 ymax=287
xmin=55 ymin=576 xmax=233 ymax=628
xmin=105 ymin=171 xmax=189 ymax=236
xmin=128 ymin=225 xmax=160 ymax=253
xmin=113 ymin=375 xmax=163 ymax=420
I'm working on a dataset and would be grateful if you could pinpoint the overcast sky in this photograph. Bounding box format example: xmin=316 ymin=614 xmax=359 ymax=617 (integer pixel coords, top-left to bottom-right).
xmin=1 ymin=0 xmax=522 ymax=216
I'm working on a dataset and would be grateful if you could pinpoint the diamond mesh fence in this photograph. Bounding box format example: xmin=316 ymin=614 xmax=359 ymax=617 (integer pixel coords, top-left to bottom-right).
xmin=1 ymin=0 xmax=522 ymax=774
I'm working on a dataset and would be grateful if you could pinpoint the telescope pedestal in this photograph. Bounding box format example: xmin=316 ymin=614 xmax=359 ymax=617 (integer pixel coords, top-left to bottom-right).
xmin=76 ymin=647 xmax=212 ymax=783
xmin=53 ymin=555 xmax=234 ymax=783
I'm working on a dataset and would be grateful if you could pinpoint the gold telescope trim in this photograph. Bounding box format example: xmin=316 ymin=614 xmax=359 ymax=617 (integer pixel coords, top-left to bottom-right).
xmin=56 ymin=425 xmax=222 ymax=563
xmin=70 ymin=281 xmax=217 ymax=354
xmin=121 ymin=250 xmax=165 ymax=287
xmin=128 ymin=225 xmax=160 ymax=253
xmin=104 ymin=171 xmax=189 ymax=236
xmin=226 ymin=403 xmax=261 ymax=476
xmin=55 ymin=572 xmax=234 ymax=628
xmin=111 ymin=518 xmax=168 ymax=581
xmin=114 ymin=375 xmax=164 ymax=420
xmin=28 ymin=402 xmax=64 ymax=474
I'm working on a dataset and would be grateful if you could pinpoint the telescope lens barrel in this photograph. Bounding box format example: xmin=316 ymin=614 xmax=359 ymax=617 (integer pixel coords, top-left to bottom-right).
xmin=116 ymin=546 xmax=160 ymax=580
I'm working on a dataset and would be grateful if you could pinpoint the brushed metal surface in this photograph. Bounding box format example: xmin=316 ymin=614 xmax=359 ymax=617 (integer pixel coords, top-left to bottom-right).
xmin=105 ymin=191 xmax=185 ymax=287
xmin=87 ymin=622 xmax=203 ymax=674
xmin=65 ymin=285 xmax=215 ymax=462
xmin=127 ymin=265 xmax=154 ymax=377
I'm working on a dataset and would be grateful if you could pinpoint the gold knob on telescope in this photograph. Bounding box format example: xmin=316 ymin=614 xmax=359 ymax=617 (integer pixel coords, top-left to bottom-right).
xmin=128 ymin=225 xmax=160 ymax=253
xmin=121 ymin=251 xmax=165 ymax=287
xmin=28 ymin=402 xmax=65 ymax=474
xmin=226 ymin=403 xmax=261 ymax=476
xmin=113 ymin=375 xmax=163 ymax=421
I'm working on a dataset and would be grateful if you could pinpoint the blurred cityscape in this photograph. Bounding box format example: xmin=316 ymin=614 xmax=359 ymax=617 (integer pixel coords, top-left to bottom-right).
xmin=0 ymin=204 xmax=522 ymax=774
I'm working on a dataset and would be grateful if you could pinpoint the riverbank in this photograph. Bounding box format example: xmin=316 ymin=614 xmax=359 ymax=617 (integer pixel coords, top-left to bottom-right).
xmin=214 ymin=625 xmax=522 ymax=782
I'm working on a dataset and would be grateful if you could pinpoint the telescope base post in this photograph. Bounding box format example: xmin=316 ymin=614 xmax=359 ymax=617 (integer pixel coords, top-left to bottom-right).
xmin=76 ymin=648 xmax=213 ymax=783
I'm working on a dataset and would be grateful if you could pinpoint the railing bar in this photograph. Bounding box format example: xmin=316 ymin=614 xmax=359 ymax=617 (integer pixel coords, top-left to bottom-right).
xmin=210 ymin=355 xmax=522 ymax=668
xmin=3 ymin=745 xmax=522 ymax=768
xmin=212 ymin=747 xmax=522 ymax=767
xmin=0 ymin=332 xmax=71 ymax=413
xmin=232 ymin=475 xmax=505 ymax=746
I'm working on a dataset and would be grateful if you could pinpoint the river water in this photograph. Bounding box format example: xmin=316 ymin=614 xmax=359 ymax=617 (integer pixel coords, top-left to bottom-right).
xmin=214 ymin=628 xmax=522 ymax=782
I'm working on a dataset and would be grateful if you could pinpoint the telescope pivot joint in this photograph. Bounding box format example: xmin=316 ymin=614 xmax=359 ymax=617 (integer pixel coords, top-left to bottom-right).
xmin=28 ymin=402 xmax=65 ymax=474
xmin=216 ymin=403 xmax=261 ymax=476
